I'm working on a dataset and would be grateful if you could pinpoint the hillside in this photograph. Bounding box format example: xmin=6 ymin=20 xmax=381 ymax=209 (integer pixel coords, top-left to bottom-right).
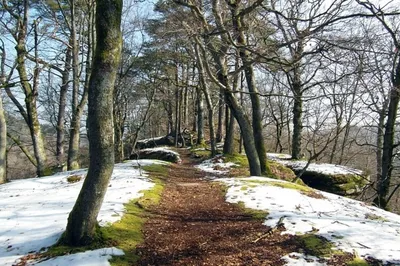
xmin=0 ymin=148 xmax=399 ymax=265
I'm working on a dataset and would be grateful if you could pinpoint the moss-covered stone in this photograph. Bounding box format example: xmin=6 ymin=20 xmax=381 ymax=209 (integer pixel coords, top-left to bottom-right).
xmin=67 ymin=175 xmax=83 ymax=183
xmin=297 ymin=234 xmax=336 ymax=257
xmin=289 ymin=169 xmax=369 ymax=196
xmin=130 ymin=149 xmax=180 ymax=163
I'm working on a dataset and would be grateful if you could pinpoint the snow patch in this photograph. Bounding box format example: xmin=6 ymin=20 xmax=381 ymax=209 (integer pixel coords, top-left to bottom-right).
xmin=217 ymin=176 xmax=400 ymax=264
xmin=0 ymin=160 xmax=161 ymax=266
xmin=28 ymin=247 xmax=124 ymax=266
xmin=196 ymin=155 xmax=237 ymax=174
xmin=267 ymin=153 xmax=363 ymax=176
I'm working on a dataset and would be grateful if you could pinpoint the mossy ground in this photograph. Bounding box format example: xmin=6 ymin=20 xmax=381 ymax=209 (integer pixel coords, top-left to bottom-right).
xmin=104 ymin=177 xmax=164 ymax=265
xmin=45 ymin=163 xmax=168 ymax=265
xmin=237 ymin=178 xmax=314 ymax=194
xmin=223 ymin=153 xmax=250 ymax=177
xmin=347 ymin=257 xmax=369 ymax=265
xmin=296 ymin=234 xmax=336 ymax=257
xmin=236 ymin=200 xmax=269 ymax=221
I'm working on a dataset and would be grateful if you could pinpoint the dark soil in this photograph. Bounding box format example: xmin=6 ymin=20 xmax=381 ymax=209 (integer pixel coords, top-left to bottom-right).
xmin=135 ymin=149 xmax=300 ymax=265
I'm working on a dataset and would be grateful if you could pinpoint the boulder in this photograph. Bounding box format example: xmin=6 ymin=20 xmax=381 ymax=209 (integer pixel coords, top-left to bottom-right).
xmin=130 ymin=148 xmax=181 ymax=163
xmin=135 ymin=130 xmax=193 ymax=150
xmin=267 ymin=153 xmax=370 ymax=196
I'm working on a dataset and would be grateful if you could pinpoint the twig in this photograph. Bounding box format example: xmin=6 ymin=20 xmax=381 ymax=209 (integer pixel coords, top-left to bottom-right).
xmin=252 ymin=216 xmax=286 ymax=243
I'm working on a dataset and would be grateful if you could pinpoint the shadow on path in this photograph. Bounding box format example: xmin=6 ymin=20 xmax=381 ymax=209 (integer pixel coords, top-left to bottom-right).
xmin=135 ymin=149 xmax=298 ymax=266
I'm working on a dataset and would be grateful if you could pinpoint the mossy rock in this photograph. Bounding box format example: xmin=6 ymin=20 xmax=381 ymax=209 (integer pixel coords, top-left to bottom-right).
xmin=289 ymin=169 xmax=369 ymax=196
xmin=130 ymin=149 xmax=180 ymax=163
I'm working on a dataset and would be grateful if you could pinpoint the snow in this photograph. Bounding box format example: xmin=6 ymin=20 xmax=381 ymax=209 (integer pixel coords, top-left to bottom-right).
xmin=0 ymin=159 xmax=163 ymax=266
xmin=195 ymin=155 xmax=237 ymax=174
xmin=283 ymin=253 xmax=325 ymax=266
xmin=30 ymin=248 xmax=124 ymax=266
xmin=136 ymin=136 xmax=164 ymax=143
xmin=267 ymin=153 xmax=364 ymax=176
xmin=217 ymin=176 xmax=400 ymax=265
xmin=141 ymin=147 xmax=180 ymax=156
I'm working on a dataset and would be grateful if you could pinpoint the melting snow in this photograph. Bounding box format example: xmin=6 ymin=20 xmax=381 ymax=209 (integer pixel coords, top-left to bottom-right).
xmin=196 ymin=155 xmax=237 ymax=174
xmin=0 ymin=160 xmax=162 ymax=266
xmin=267 ymin=153 xmax=363 ymax=176
xmin=218 ymin=176 xmax=400 ymax=265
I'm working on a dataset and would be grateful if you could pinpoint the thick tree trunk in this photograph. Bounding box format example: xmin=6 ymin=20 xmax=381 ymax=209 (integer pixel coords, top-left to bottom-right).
xmin=62 ymin=0 xmax=122 ymax=246
xmin=223 ymin=105 xmax=235 ymax=154
xmin=291 ymin=83 xmax=303 ymax=160
xmin=375 ymin=84 xmax=400 ymax=209
xmin=230 ymin=6 xmax=267 ymax=173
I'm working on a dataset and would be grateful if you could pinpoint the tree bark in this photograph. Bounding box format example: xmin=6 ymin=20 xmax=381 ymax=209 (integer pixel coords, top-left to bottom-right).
xmin=229 ymin=2 xmax=267 ymax=173
xmin=67 ymin=0 xmax=92 ymax=170
xmin=196 ymin=86 xmax=204 ymax=144
xmin=376 ymin=83 xmax=400 ymax=209
xmin=62 ymin=0 xmax=122 ymax=246
xmin=216 ymin=91 xmax=224 ymax=143
xmin=0 ymin=98 xmax=6 ymax=184
xmin=56 ymin=42 xmax=72 ymax=165
xmin=13 ymin=0 xmax=48 ymax=176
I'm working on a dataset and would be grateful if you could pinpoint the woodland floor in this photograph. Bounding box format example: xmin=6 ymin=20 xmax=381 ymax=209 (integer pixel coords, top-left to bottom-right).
xmin=135 ymin=149 xmax=304 ymax=266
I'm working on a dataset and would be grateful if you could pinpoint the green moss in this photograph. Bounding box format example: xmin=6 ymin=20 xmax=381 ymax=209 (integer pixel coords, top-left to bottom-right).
xmin=239 ymin=178 xmax=313 ymax=193
xmin=46 ymin=163 xmax=166 ymax=265
xmin=192 ymin=149 xmax=211 ymax=159
xmin=224 ymin=153 xmax=249 ymax=168
xmin=141 ymin=163 xmax=169 ymax=178
xmin=47 ymin=225 xmax=110 ymax=257
xmin=297 ymin=234 xmax=336 ymax=257
xmin=236 ymin=201 xmax=269 ymax=221
xmin=365 ymin=213 xmax=389 ymax=222
xmin=347 ymin=257 xmax=369 ymax=265
xmin=42 ymin=167 xmax=54 ymax=176
xmin=66 ymin=175 xmax=83 ymax=183
xmin=267 ymin=161 xmax=299 ymax=181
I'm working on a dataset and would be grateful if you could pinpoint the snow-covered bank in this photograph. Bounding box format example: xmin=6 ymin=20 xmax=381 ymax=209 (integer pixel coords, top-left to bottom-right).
xmin=218 ymin=176 xmax=400 ymax=265
xmin=195 ymin=155 xmax=237 ymax=175
xmin=267 ymin=153 xmax=363 ymax=176
xmin=0 ymin=160 xmax=162 ymax=266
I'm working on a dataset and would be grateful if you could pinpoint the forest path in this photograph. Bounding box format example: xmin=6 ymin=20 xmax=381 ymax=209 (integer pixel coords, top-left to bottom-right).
xmin=135 ymin=148 xmax=297 ymax=265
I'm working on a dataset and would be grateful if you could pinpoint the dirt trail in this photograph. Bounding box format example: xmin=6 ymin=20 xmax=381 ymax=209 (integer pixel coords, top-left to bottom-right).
xmin=135 ymin=149 xmax=297 ymax=266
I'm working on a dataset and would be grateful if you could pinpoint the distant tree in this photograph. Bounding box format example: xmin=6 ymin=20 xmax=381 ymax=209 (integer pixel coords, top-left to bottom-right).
xmin=61 ymin=0 xmax=122 ymax=245
xmin=0 ymin=40 xmax=9 ymax=184
xmin=356 ymin=0 xmax=400 ymax=209
xmin=1 ymin=0 xmax=49 ymax=176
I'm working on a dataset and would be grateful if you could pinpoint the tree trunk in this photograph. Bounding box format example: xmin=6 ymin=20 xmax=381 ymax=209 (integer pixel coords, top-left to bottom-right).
xmin=0 ymin=98 xmax=6 ymax=184
xmin=196 ymin=86 xmax=204 ymax=144
xmin=375 ymin=84 xmax=400 ymax=209
xmin=216 ymin=91 xmax=224 ymax=143
xmin=67 ymin=2 xmax=92 ymax=170
xmin=229 ymin=5 xmax=267 ymax=173
xmin=223 ymin=106 xmax=235 ymax=155
xmin=194 ymin=43 xmax=215 ymax=155
xmin=56 ymin=43 xmax=72 ymax=164
xmin=14 ymin=1 xmax=48 ymax=176
xmin=291 ymin=82 xmax=303 ymax=160
xmin=62 ymin=0 xmax=122 ymax=246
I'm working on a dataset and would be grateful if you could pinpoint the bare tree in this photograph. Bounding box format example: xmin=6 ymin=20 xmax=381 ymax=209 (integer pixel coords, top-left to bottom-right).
xmin=61 ymin=0 xmax=122 ymax=245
